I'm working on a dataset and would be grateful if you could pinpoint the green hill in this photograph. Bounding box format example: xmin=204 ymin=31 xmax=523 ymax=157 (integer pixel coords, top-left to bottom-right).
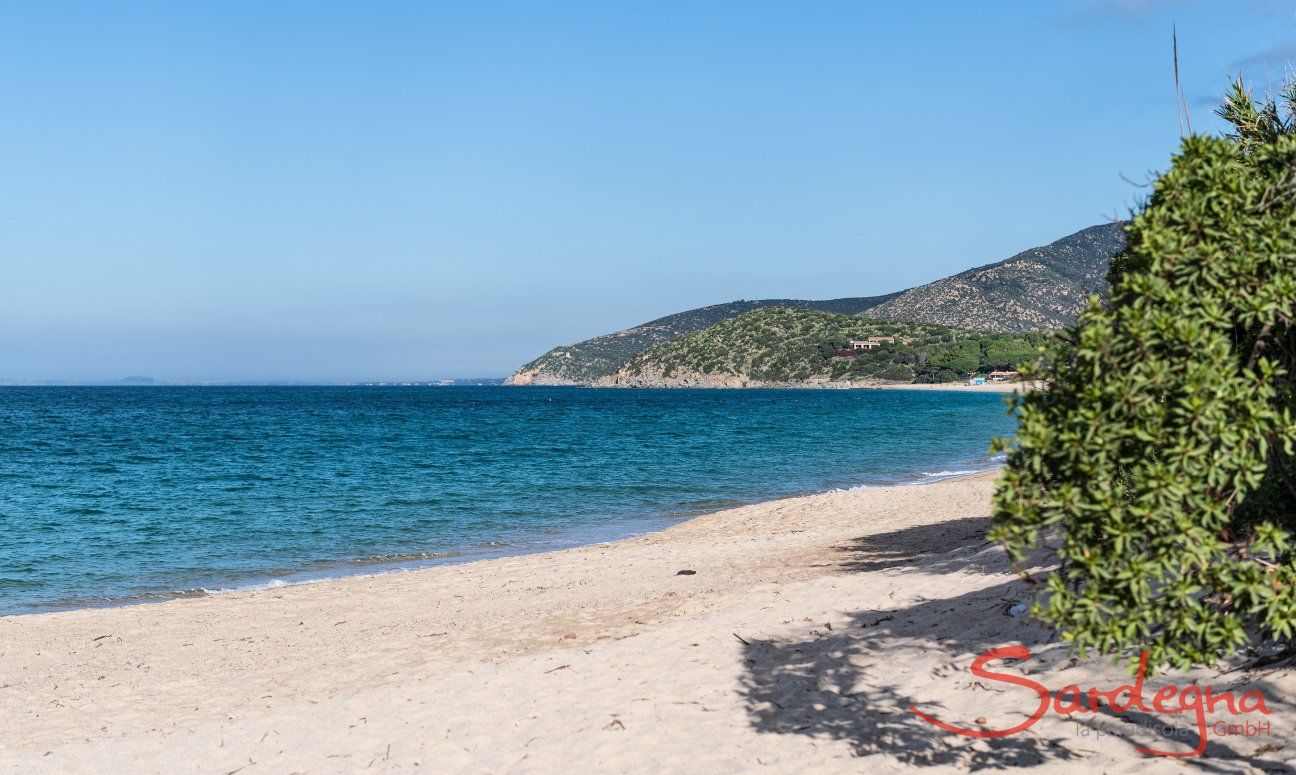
xmin=507 ymin=222 xmax=1125 ymax=385
xmin=505 ymin=294 xmax=902 ymax=385
xmin=604 ymin=307 xmax=1049 ymax=387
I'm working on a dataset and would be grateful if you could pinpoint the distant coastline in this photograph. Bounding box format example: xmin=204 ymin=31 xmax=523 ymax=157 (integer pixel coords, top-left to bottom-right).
xmin=506 ymin=377 xmax=1035 ymax=393
xmin=865 ymin=381 xmax=1037 ymax=393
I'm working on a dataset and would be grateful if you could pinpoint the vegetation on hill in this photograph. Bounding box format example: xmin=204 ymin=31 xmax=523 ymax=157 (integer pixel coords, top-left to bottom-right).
xmin=508 ymin=223 xmax=1126 ymax=385
xmin=507 ymin=294 xmax=901 ymax=384
xmin=992 ymin=80 xmax=1296 ymax=670
xmin=617 ymin=307 xmax=1049 ymax=384
xmin=866 ymin=222 xmax=1127 ymax=333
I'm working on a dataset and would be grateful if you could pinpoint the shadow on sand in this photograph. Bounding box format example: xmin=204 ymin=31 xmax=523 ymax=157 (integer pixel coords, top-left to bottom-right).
xmin=738 ymin=515 xmax=1289 ymax=771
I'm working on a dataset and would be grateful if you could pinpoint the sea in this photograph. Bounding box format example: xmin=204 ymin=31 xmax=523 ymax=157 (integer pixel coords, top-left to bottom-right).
xmin=0 ymin=386 xmax=1016 ymax=614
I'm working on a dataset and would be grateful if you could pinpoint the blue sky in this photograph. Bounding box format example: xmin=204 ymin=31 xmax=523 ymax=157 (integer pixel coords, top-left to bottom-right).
xmin=1 ymin=1 xmax=1292 ymax=382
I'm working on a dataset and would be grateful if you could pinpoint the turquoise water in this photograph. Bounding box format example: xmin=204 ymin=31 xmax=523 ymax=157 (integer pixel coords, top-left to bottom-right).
xmin=0 ymin=386 xmax=1014 ymax=614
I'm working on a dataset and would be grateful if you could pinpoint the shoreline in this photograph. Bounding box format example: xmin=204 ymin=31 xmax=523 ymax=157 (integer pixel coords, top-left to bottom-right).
xmin=508 ymin=380 xmax=1036 ymax=393
xmin=863 ymin=380 xmax=1038 ymax=393
xmin=5 ymin=470 xmax=1289 ymax=771
xmin=5 ymin=465 xmax=1002 ymax=618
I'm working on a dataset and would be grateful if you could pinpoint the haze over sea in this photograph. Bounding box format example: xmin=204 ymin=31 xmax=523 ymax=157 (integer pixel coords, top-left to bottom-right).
xmin=0 ymin=386 xmax=1014 ymax=613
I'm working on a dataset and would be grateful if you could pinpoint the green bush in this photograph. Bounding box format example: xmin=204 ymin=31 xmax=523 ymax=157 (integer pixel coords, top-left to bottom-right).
xmin=982 ymin=339 xmax=1039 ymax=371
xmin=946 ymin=354 xmax=980 ymax=376
xmin=878 ymin=364 xmax=915 ymax=382
xmin=991 ymin=80 xmax=1296 ymax=670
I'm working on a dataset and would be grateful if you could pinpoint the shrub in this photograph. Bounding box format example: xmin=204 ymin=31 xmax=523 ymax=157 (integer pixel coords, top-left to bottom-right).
xmin=947 ymin=354 xmax=981 ymax=376
xmin=878 ymin=364 xmax=915 ymax=382
xmin=991 ymin=80 xmax=1296 ymax=670
xmin=982 ymin=338 xmax=1041 ymax=371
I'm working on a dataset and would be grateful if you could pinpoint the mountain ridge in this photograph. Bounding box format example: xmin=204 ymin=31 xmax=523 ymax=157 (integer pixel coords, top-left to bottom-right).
xmin=507 ymin=222 xmax=1126 ymax=385
xmin=864 ymin=223 xmax=1126 ymax=333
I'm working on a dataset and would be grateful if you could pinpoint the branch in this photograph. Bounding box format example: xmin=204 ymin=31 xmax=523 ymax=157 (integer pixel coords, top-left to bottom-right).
xmin=1245 ymin=323 xmax=1274 ymax=372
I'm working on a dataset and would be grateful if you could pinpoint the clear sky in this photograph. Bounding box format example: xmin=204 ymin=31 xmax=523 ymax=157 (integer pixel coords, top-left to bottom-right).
xmin=1 ymin=1 xmax=1292 ymax=382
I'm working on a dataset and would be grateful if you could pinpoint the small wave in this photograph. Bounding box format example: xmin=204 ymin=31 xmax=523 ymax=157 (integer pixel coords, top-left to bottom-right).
xmin=196 ymin=578 xmax=295 ymax=595
xmin=347 ymin=549 xmax=459 ymax=565
xmin=833 ymin=483 xmax=877 ymax=492
xmin=921 ymin=469 xmax=977 ymax=478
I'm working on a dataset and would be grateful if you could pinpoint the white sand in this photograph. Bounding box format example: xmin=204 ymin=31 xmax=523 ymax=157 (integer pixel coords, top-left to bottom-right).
xmin=867 ymin=381 xmax=1041 ymax=393
xmin=2 ymin=473 xmax=1291 ymax=773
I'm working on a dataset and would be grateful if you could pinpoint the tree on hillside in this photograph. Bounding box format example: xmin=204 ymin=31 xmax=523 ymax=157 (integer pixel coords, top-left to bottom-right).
xmin=981 ymin=336 xmax=1041 ymax=371
xmin=992 ymin=80 xmax=1296 ymax=670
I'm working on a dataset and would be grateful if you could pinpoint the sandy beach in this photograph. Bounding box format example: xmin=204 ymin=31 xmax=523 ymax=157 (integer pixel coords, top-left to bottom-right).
xmin=2 ymin=473 xmax=1291 ymax=773
xmin=868 ymin=381 xmax=1041 ymax=394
